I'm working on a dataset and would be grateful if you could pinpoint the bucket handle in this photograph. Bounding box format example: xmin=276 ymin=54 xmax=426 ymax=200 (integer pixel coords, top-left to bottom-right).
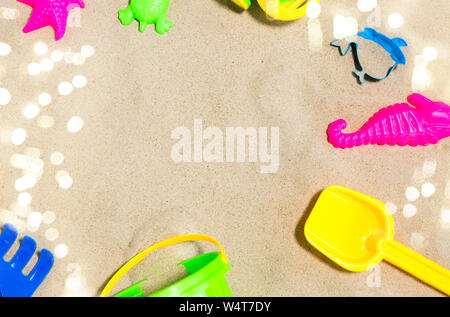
xmin=100 ymin=234 xmax=228 ymax=297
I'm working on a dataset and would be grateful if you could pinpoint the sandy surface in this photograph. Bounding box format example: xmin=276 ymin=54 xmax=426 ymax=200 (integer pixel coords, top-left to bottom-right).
xmin=0 ymin=0 xmax=448 ymax=296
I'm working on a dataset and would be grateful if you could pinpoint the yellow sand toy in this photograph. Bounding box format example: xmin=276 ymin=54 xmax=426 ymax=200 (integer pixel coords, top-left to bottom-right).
xmin=304 ymin=185 xmax=450 ymax=295
xmin=231 ymin=0 xmax=319 ymax=21
xmin=100 ymin=234 xmax=231 ymax=297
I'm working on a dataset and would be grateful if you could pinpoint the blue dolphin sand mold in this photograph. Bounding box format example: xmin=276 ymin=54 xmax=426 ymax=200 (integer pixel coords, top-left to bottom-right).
xmin=0 ymin=223 xmax=54 ymax=297
xmin=331 ymin=27 xmax=408 ymax=84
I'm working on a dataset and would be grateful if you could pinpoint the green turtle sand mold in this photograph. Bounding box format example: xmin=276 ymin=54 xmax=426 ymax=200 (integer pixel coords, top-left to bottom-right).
xmin=119 ymin=0 xmax=173 ymax=34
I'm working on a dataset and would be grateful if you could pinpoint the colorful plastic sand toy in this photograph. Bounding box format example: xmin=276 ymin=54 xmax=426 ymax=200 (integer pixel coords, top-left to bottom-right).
xmin=327 ymin=93 xmax=450 ymax=149
xmin=0 ymin=223 xmax=54 ymax=297
xmin=17 ymin=0 xmax=85 ymax=41
xmin=231 ymin=0 xmax=319 ymax=21
xmin=304 ymin=186 xmax=450 ymax=295
xmin=100 ymin=234 xmax=232 ymax=297
xmin=331 ymin=27 xmax=408 ymax=84
xmin=118 ymin=0 xmax=173 ymax=34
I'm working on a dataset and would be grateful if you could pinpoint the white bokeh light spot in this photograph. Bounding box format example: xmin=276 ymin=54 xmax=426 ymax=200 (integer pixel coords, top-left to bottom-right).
xmin=23 ymin=103 xmax=40 ymax=119
xmin=421 ymin=182 xmax=435 ymax=198
xmin=388 ymin=12 xmax=404 ymax=28
xmin=11 ymin=128 xmax=27 ymax=145
xmin=403 ymin=204 xmax=417 ymax=218
xmin=45 ymin=228 xmax=59 ymax=241
xmin=72 ymin=75 xmax=87 ymax=88
xmin=357 ymin=0 xmax=377 ymax=12
xmin=442 ymin=209 xmax=450 ymax=223
xmin=38 ymin=92 xmax=52 ymax=106
xmin=28 ymin=211 xmax=43 ymax=227
xmin=28 ymin=62 xmax=42 ymax=76
xmin=40 ymin=58 xmax=54 ymax=72
xmin=73 ymin=53 xmax=86 ymax=65
xmin=422 ymin=47 xmax=438 ymax=62
xmin=55 ymin=243 xmax=69 ymax=258
xmin=333 ymin=14 xmax=358 ymax=39
xmin=306 ymin=1 xmax=321 ymax=19
xmin=43 ymin=211 xmax=56 ymax=224
xmin=80 ymin=45 xmax=95 ymax=58
xmin=58 ymin=81 xmax=73 ymax=96
xmin=50 ymin=152 xmax=65 ymax=165
xmin=0 ymin=42 xmax=11 ymax=56
xmin=34 ymin=42 xmax=48 ymax=56
xmin=0 ymin=88 xmax=11 ymax=106
xmin=385 ymin=202 xmax=397 ymax=215
xmin=14 ymin=173 xmax=37 ymax=191
xmin=405 ymin=186 xmax=420 ymax=202
xmin=67 ymin=116 xmax=84 ymax=133
xmin=56 ymin=170 xmax=73 ymax=189
xmin=18 ymin=192 xmax=32 ymax=206
xmin=51 ymin=50 xmax=64 ymax=62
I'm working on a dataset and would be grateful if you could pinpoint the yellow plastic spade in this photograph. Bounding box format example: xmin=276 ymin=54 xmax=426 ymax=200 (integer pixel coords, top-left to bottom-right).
xmin=304 ymin=185 xmax=450 ymax=295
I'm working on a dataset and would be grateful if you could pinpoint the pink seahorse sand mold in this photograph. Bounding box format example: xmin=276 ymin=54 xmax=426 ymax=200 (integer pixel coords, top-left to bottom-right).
xmin=17 ymin=0 xmax=85 ymax=41
xmin=327 ymin=93 xmax=450 ymax=149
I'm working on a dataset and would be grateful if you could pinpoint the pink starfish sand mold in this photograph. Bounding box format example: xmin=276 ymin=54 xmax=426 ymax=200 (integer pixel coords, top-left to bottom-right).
xmin=17 ymin=0 xmax=85 ymax=41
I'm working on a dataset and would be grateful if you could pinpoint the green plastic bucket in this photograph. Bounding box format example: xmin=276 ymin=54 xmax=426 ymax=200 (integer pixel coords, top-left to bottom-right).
xmin=100 ymin=234 xmax=232 ymax=297
xmin=115 ymin=252 xmax=232 ymax=297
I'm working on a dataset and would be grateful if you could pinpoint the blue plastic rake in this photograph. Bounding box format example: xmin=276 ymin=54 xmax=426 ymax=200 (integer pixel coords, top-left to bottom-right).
xmin=0 ymin=223 xmax=54 ymax=297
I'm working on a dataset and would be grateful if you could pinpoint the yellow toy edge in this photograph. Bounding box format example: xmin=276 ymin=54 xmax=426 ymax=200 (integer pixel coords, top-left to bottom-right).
xmin=231 ymin=0 xmax=251 ymax=10
xmin=257 ymin=0 xmax=319 ymax=21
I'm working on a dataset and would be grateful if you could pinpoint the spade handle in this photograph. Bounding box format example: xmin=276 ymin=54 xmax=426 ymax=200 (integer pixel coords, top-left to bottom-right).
xmin=381 ymin=239 xmax=450 ymax=296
